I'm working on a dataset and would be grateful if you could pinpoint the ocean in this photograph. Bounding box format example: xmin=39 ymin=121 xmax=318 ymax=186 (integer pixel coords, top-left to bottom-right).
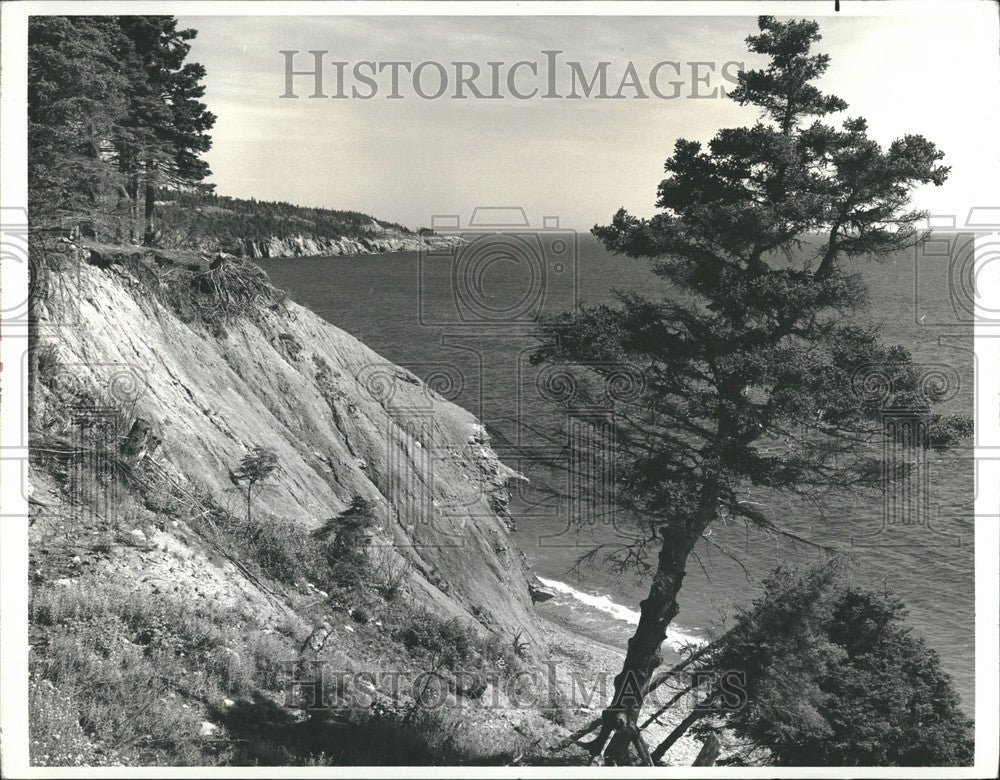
xmin=258 ymin=234 xmax=975 ymax=713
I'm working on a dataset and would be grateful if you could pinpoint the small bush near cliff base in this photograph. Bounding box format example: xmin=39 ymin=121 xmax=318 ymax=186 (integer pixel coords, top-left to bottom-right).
xmin=372 ymin=547 xmax=413 ymax=601
xmin=205 ymin=506 xmax=321 ymax=588
xmin=203 ymin=491 xmax=386 ymax=607
xmin=396 ymin=608 xmax=522 ymax=677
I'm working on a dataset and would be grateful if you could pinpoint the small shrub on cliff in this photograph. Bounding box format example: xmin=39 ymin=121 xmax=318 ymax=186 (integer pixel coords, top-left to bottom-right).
xmin=396 ymin=609 xmax=521 ymax=678
xmin=34 ymin=342 xmax=62 ymax=390
xmin=231 ymin=446 xmax=279 ymax=526
xmin=312 ymin=495 xmax=377 ymax=593
xmin=399 ymin=615 xmax=479 ymax=670
xmin=371 ymin=547 xmax=413 ymax=601
xmin=239 ymin=510 xmax=319 ymax=586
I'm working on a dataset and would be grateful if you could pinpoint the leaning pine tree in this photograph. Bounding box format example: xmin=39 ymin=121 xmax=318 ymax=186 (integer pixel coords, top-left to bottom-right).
xmin=533 ymin=16 xmax=967 ymax=765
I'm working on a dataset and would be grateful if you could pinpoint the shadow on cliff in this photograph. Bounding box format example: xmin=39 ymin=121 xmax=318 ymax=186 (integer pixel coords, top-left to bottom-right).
xmin=209 ymin=692 xmax=531 ymax=766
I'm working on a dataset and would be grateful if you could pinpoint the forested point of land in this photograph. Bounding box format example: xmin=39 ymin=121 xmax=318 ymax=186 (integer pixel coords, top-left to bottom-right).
xmin=28 ymin=16 xmax=411 ymax=247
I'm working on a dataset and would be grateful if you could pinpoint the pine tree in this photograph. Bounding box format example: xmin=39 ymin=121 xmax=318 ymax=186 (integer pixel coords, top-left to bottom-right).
xmin=28 ymin=16 xmax=131 ymax=233
xmin=313 ymin=496 xmax=378 ymax=593
xmin=116 ymin=16 xmax=216 ymax=244
xmin=28 ymin=15 xmax=215 ymax=243
xmin=231 ymin=446 xmax=279 ymax=526
xmin=534 ymin=16 xmax=965 ymax=764
xmin=699 ymin=564 xmax=974 ymax=766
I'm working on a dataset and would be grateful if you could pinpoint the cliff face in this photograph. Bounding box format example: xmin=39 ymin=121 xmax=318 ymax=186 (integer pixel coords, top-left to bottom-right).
xmin=27 ymin=245 xmax=706 ymax=767
xmin=225 ymin=232 xmax=464 ymax=260
xmin=153 ymin=198 xmax=465 ymax=260
xmin=33 ymin=245 xmax=540 ymax=644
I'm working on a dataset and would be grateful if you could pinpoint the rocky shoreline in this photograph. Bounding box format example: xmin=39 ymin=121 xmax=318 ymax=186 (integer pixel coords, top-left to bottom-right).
xmin=169 ymin=231 xmax=465 ymax=260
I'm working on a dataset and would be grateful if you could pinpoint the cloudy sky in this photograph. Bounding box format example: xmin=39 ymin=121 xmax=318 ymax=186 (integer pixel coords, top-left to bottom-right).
xmin=180 ymin=9 xmax=1000 ymax=231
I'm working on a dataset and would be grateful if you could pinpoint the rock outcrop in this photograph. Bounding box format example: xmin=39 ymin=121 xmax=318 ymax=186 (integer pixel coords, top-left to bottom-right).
xmin=528 ymin=578 xmax=559 ymax=604
xmin=163 ymin=230 xmax=464 ymax=260
xmin=226 ymin=232 xmax=464 ymax=260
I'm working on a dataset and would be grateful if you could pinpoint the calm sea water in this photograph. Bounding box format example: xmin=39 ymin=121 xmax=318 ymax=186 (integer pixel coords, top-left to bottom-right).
xmin=258 ymin=235 xmax=974 ymax=713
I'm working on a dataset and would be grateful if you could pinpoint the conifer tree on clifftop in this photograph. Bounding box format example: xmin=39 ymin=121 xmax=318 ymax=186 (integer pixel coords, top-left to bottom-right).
xmin=116 ymin=16 xmax=215 ymax=244
xmin=533 ymin=16 xmax=968 ymax=765
xmin=28 ymin=15 xmax=215 ymax=243
xmin=28 ymin=16 xmax=131 ymax=231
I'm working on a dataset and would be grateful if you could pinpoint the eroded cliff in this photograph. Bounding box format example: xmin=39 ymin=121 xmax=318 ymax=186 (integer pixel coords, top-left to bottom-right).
xmin=32 ymin=243 xmax=540 ymax=643
xmin=27 ymin=241 xmax=703 ymax=767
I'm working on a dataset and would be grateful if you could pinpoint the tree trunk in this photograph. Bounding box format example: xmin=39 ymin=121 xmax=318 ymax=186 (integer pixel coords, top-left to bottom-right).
xmin=27 ymin=254 xmax=41 ymax=425
xmin=143 ymin=178 xmax=156 ymax=246
xmin=550 ymin=625 xmax=733 ymax=753
xmin=692 ymin=732 xmax=721 ymax=766
xmin=118 ymin=154 xmax=139 ymax=244
xmin=582 ymin=518 xmax=705 ymax=765
xmin=650 ymin=706 xmax=704 ymax=763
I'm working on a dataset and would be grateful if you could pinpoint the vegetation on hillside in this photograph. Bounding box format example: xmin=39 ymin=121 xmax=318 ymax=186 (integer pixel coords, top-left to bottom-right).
xmin=690 ymin=562 xmax=974 ymax=766
xmin=27 ymin=16 xmax=411 ymax=251
xmin=29 ymin=342 xmax=534 ymax=766
xmin=154 ymin=191 xmax=414 ymax=251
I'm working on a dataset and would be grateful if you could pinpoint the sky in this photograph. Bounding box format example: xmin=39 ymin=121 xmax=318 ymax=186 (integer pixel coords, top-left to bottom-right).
xmin=179 ymin=9 xmax=1000 ymax=231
